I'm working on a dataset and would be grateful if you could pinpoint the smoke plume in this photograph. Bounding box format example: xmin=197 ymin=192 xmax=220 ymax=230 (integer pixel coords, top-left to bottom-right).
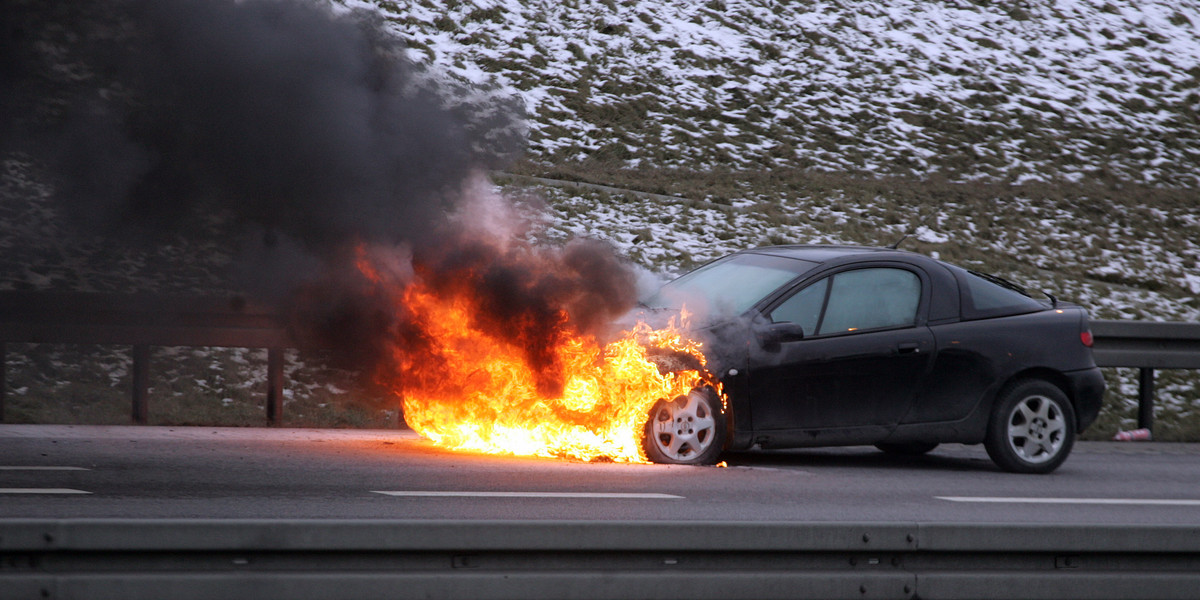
xmin=3 ymin=0 xmax=518 ymax=253
xmin=2 ymin=0 xmax=642 ymax=395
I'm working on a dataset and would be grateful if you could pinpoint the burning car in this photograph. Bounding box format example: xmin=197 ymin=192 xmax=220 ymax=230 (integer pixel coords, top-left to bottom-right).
xmin=640 ymin=245 xmax=1105 ymax=474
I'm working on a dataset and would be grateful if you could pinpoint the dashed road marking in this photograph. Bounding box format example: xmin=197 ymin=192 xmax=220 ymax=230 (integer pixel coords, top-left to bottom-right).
xmin=937 ymin=496 xmax=1200 ymax=506
xmin=0 ymin=488 xmax=92 ymax=494
xmin=0 ymin=466 xmax=90 ymax=471
xmin=373 ymin=491 xmax=683 ymax=499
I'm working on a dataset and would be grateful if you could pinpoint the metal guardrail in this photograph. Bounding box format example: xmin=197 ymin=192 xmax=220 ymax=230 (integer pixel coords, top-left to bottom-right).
xmin=1091 ymin=320 xmax=1200 ymax=370
xmin=1 ymin=519 xmax=1198 ymax=599
xmin=1091 ymin=320 xmax=1200 ymax=432
xmin=0 ymin=292 xmax=290 ymax=424
xmin=1 ymin=296 xmax=1196 ymax=433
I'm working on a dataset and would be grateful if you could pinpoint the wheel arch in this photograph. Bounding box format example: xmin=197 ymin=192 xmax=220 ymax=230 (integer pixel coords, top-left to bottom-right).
xmin=996 ymin=368 xmax=1076 ymax=419
xmin=701 ymin=383 xmax=736 ymax=453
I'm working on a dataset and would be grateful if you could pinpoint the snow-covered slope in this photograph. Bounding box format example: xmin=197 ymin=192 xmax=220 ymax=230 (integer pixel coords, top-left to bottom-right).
xmin=4 ymin=0 xmax=1198 ymax=436
xmin=346 ymin=0 xmax=1199 ymax=317
xmin=358 ymin=0 xmax=1200 ymax=186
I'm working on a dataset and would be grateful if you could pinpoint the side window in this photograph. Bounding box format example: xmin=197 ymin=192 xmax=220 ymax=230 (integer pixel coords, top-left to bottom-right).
xmin=769 ymin=277 xmax=828 ymax=335
xmin=956 ymin=268 xmax=1045 ymax=320
xmin=817 ymin=268 xmax=921 ymax=335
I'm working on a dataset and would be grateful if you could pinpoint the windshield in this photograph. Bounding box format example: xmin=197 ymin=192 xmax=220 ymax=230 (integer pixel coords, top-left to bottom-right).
xmin=643 ymin=253 xmax=817 ymax=317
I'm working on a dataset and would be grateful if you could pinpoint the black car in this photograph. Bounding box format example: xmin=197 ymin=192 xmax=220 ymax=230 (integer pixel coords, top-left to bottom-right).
xmin=639 ymin=245 xmax=1105 ymax=473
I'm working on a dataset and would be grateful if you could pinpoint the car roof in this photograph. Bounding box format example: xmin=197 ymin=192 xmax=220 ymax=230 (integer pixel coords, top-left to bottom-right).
xmin=741 ymin=245 xmax=917 ymax=264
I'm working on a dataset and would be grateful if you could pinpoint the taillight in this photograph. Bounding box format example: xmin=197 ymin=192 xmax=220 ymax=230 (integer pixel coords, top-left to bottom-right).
xmin=1080 ymin=330 xmax=1094 ymax=347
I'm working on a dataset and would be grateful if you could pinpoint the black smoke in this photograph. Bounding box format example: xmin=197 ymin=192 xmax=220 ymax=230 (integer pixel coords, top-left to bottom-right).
xmin=2 ymin=0 xmax=645 ymax=400
xmin=2 ymin=0 xmax=522 ymax=274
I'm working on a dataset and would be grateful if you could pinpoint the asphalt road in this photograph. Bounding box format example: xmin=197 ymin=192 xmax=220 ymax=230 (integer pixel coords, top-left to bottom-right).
xmin=2 ymin=425 xmax=1198 ymax=524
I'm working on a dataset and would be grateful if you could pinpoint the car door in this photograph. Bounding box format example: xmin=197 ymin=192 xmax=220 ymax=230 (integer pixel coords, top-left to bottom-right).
xmin=747 ymin=266 xmax=935 ymax=431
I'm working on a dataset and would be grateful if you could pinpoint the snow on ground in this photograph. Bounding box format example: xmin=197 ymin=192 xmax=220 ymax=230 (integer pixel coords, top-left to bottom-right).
xmin=358 ymin=0 xmax=1200 ymax=186
xmin=4 ymin=0 xmax=1198 ymax=435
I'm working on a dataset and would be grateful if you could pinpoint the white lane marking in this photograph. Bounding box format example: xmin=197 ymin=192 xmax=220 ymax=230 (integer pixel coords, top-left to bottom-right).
xmin=0 ymin=466 xmax=90 ymax=471
xmin=373 ymin=491 xmax=683 ymax=499
xmin=0 ymin=488 xmax=92 ymax=494
xmin=937 ymin=496 xmax=1200 ymax=506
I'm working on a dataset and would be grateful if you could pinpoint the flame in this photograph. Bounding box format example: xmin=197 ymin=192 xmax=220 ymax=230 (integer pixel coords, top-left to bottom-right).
xmin=363 ymin=247 xmax=717 ymax=463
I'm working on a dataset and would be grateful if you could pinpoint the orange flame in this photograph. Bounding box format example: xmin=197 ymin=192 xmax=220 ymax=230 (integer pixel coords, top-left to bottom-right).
xmin=364 ymin=248 xmax=716 ymax=463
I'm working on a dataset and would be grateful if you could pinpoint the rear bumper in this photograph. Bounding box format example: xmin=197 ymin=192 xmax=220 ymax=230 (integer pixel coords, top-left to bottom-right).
xmin=1066 ymin=366 xmax=1106 ymax=432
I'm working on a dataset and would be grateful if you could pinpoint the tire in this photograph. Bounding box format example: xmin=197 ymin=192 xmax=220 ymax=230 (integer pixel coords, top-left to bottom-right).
xmin=642 ymin=387 xmax=726 ymax=465
xmin=875 ymin=441 xmax=939 ymax=456
xmin=984 ymin=379 xmax=1076 ymax=474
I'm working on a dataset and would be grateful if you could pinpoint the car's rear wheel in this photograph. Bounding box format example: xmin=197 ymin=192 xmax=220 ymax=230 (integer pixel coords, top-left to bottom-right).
xmin=875 ymin=441 xmax=939 ymax=456
xmin=985 ymin=379 xmax=1076 ymax=474
xmin=642 ymin=388 xmax=725 ymax=465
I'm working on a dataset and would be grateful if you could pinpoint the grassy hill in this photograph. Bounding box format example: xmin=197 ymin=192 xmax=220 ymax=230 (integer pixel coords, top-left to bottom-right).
xmin=368 ymin=0 xmax=1200 ymax=186
xmin=355 ymin=0 xmax=1200 ymax=311
xmin=4 ymin=0 xmax=1198 ymax=439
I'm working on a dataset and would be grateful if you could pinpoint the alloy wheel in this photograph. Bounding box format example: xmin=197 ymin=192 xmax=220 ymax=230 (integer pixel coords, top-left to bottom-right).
xmin=649 ymin=391 xmax=717 ymax=461
xmin=1006 ymin=394 xmax=1067 ymax=464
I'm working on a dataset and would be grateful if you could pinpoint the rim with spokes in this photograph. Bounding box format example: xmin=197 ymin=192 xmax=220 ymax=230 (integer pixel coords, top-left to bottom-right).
xmin=649 ymin=391 xmax=717 ymax=461
xmin=1006 ymin=394 xmax=1067 ymax=464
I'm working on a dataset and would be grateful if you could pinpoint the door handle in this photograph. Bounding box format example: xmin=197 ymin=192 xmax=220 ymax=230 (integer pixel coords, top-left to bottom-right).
xmin=896 ymin=342 xmax=920 ymax=354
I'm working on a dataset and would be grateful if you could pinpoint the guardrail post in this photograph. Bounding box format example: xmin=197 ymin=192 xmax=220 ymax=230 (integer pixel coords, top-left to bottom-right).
xmin=132 ymin=345 xmax=150 ymax=424
xmin=1 ymin=342 xmax=6 ymax=423
xmin=1137 ymin=367 xmax=1155 ymax=432
xmin=267 ymin=347 xmax=283 ymax=425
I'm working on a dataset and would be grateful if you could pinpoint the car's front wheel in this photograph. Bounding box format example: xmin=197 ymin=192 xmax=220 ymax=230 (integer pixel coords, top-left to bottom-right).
xmin=642 ymin=388 xmax=726 ymax=465
xmin=985 ymin=379 xmax=1076 ymax=474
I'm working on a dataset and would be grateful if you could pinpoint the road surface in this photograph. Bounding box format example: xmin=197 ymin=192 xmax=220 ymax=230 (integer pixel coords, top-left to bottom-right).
xmin=2 ymin=425 xmax=1198 ymax=524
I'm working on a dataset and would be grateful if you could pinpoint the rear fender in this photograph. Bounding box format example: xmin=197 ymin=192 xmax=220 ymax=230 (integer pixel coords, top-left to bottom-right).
xmin=890 ymin=369 xmax=1070 ymax=445
xmin=992 ymin=369 xmax=1082 ymax=428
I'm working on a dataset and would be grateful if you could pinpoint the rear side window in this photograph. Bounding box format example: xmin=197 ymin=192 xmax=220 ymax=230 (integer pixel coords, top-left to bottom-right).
xmin=769 ymin=267 xmax=921 ymax=336
xmin=955 ymin=268 xmax=1046 ymax=320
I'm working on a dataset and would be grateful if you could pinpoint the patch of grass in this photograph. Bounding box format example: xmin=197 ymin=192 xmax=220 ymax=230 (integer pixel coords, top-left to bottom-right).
xmin=433 ymin=15 xmax=458 ymax=33
xmin=3 ymin=344 xmax=130 ymax=424
xmin=465 ymin=6 xmax=503 ymax=23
